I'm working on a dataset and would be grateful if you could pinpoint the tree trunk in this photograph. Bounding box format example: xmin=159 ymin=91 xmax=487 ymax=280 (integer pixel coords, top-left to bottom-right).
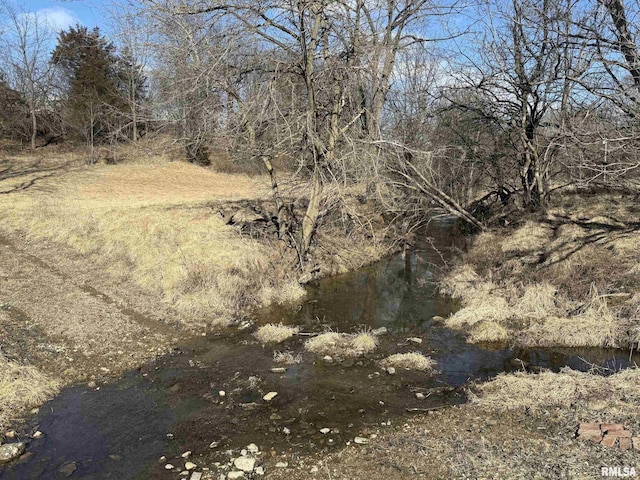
xmin=30 ymin=103 xmax=37 ymax=151
xmin=299 ymin=167 xmax=323 ymax=257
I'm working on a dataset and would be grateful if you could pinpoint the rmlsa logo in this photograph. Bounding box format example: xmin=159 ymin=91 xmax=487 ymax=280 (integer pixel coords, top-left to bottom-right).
xmin=602 ymin=466 xmax=638 ymax=477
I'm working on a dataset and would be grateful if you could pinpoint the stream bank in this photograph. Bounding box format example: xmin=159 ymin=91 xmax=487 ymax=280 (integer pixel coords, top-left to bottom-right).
xmin=1 ymin=217 xmax=638 ymax=479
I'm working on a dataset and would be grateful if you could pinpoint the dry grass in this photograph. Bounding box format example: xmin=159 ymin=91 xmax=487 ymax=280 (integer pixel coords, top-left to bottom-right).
xmin=0 ymin=153 xmax=306 ymax=327
xmin=501 ymin=221 xmax=553 ymax=254
xmin=439 ymin=265 xmax=482 ymax=301
xmin=468 ymin=321 xmax=510 ymax=343
xmin=379 ymin=352 xmax=436 ymax=372
xmin=304 ymin=331 xmax=378 ymax=357
xmin=273 ymin=351 xmax=302 ymax=365
xmin=0 ymin=357 xmax=59 ymax=429
xmin=254 ymin=324 xmax=299 ymax=344
xmin=471 ymin=367 xmax=640 ymax=412
xmin=515 ymin=282 xmax=568 ymax=318
xmin=351 ymin=331 xmax=379 ymax=353
xmin=445 ymin=286 xmax=512 ymax=328
xmin=441 ymin=193 xmax=640 ymax=348
xmin=519 ymin=291 xmax=624 ymax=348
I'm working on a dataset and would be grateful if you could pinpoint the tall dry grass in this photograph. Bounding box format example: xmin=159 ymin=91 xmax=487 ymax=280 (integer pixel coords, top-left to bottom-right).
xmin=441 ymin=195 xmax=640 ymax=348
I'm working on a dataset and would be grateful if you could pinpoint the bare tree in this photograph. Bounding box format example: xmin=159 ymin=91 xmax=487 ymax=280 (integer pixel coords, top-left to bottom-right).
xmin=0 ymin=0 xmax=54 ymax=150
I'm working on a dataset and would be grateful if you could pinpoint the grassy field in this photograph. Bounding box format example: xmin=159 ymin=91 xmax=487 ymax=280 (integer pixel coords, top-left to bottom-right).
xmin=0 ymin=146 xmax=308 ymax=329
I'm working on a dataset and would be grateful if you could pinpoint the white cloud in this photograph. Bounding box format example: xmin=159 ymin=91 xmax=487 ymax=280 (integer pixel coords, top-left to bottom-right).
xmin=33 ymin=7 xmax=77 ymax=31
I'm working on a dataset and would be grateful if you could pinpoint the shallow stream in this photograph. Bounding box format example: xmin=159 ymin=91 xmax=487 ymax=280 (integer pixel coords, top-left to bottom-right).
xmin=2 ymin=218 xmax=638 ymax=479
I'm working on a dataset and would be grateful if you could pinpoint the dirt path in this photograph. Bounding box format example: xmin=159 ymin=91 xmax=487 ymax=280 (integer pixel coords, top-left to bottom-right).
xmin=0 ymin=234 xmax=176 ymax=383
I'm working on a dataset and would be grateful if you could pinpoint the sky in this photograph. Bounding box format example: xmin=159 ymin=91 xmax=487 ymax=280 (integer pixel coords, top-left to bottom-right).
xmin=24 ymin=0 xmax=106 ymax=31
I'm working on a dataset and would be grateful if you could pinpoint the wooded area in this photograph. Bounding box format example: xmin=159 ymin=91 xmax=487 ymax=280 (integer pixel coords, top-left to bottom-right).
xmin=1 ymin=0 xmax=640 ymax=261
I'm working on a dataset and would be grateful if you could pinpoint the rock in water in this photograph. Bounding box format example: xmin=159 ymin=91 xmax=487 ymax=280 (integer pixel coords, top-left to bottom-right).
xmin=354 ymin=437 xmax=369 ymax=445
xmin=59 ymin=462 xmax=77 ymax=477
xmin=0 ymin=442 xmax=25 ymax=464
xmin=228 ymin=471 xmax=245 ymax=479
xmin=263 ymin=392 xmax=278 ymax=402
xmin=185 ymin=461 xmax=197 ymax=470
xmin=407 ymin=337 xmax=423 ymax=344
xmin=372 ymin=327 xmax=388 ymax=336
xmin=233 ymin=456 xmax=256 ymax=473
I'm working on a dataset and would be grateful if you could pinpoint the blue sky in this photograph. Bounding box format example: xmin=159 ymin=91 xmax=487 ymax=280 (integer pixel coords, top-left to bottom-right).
xmin=24 ymin=0 xmax=105 ymax=31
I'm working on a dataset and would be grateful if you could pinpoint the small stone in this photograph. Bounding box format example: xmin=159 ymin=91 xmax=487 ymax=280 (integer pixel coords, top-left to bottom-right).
xmin=275 ymin=462 xmax=288 ymax=468
xmin=269 ymin=413 xmax=282 ymax=421
xmin=5 ymin=431 xmax=16 ymax=439
xmin=241 ymin=449 xmax=247 ymax=456
xmin=180 ymin=472 xmax=189 ymax=477
xmin=182 ymin=451 xmax=192 ymax=458
xmin=255 ymin=466 xmax=265 ymax=475
xmin=432 ymin=316 xmax=445 ymax=321
xmin=323 ymin=355 xmax=333 ymax=363
xmin=282 ymin=427 xmax=291 ymax=435
xmin=0 ymin=443 xmax=26 ymax=464
xmin=310 ymin=466 xmax=319 ymax=474
xmin=32 ymin=431 xmax=44 ymax=439
xmin=320 ymin=428 xmax=330 ymax=434
xmin=166 ymin=464 xmax=175 ymax=470
xmin=354 ymin=437 xmax=369 ymax=445
xmin=228 ymin=472 xmax=245 ymax=480
xmin=160 ymin=456 xmax=167 ymax=462
xmin=372 ymin=327 xmax=387 ymax=336
xmin=407 ymin=337 xmax=422 ymax=344
xmin=59 ymin=462 xmax=77 ymax=477
xmin=246 ymin=443 xmax=259 ymax=454
xmin=209 ymin=441 xmax=220 ymax=448
xmin=263 ymin=392 xmax=278 ymax=402
xmin=185 ymin=462 xmax=197 ymax=470
xmin=415 ymin=393 xmax=425 ymax=400
xmin=386 ymin=367 xmax=396 ymax=375
xmin=191 ymin=473 xmax=203 ymax=480
xmin=219 ymin=391 xmax=226 ymax=397
xmin=270 ymin=368 xmax=286 ymax=373
xmin=233 ymin=456 xmax=255 ymax=473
